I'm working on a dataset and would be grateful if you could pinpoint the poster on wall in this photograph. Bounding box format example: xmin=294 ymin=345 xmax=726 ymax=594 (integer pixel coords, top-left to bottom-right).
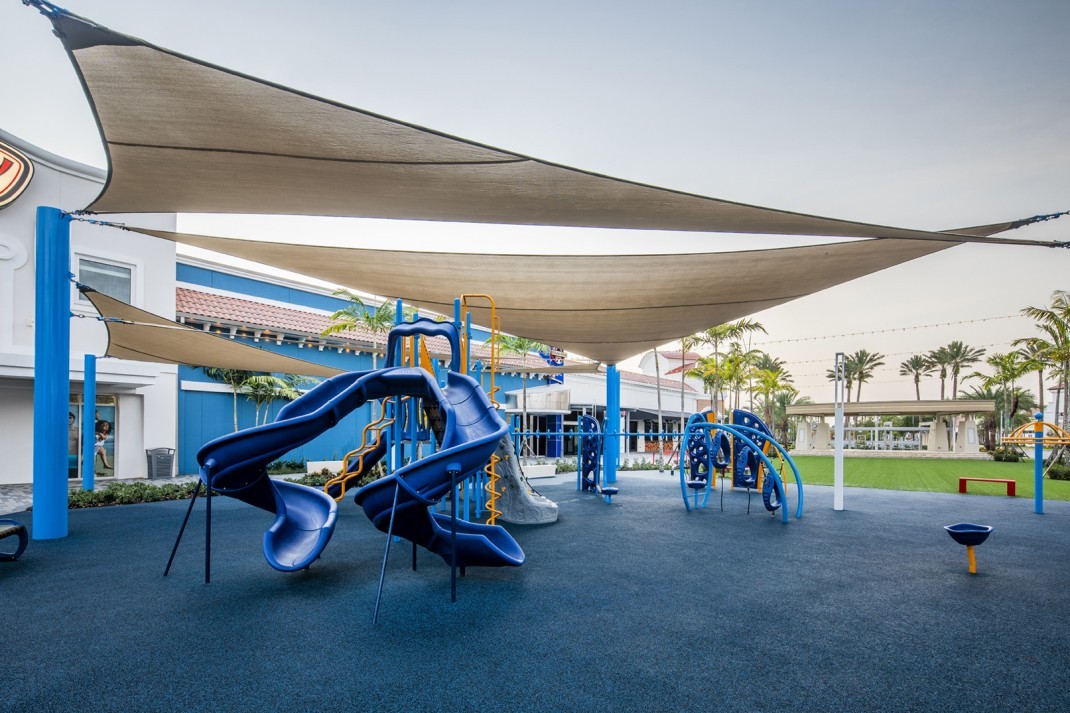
xmin=92 ymin=404 xmax=116 ymax=478
xmin=68 ymin=403 xmax=81 ymax=478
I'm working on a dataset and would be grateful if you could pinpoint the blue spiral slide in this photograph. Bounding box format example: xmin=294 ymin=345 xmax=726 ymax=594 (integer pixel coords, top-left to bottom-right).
xmin=196 ymin=365 xmax=522 ymax=572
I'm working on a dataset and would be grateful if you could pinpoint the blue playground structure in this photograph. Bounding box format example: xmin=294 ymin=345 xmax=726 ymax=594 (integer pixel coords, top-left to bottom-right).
xmin=165 ymin=308 xmax=524 ymax=616
xmin=577 ymin=415 xmax=619 ymax=503
xmin=679 ymin=410 xmax=804 ymax=523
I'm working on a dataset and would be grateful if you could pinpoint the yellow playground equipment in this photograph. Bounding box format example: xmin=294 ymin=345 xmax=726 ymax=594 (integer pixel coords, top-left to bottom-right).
xmin=461 ymin=294 xmax=504 ymax=526
xmin=324 ymin=332 xmax=436 ymax=502
xmin=1000 ymin=413 xmax=1070 ymax=514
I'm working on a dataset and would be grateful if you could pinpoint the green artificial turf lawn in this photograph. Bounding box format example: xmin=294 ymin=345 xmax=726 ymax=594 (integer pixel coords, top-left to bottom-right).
xmin=785 ymin=456 xmax=1070 ymax=502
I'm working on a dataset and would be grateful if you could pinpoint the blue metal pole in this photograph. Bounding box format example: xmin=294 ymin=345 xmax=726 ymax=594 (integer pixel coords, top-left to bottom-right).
xmin=1034 ymin=411 xmax=1044 ymax=515
xmin=393 ymin=299 xmax=404 ymax=472
xmin=464 ymin=312 xmax=472 ymax=377
xmin=33 ymin=206 xmax=71 ymax=540
xmin=82 ymin=353 xmax=96 ymax=491
xmin=605 ymin=364 xmax=620 ymax=484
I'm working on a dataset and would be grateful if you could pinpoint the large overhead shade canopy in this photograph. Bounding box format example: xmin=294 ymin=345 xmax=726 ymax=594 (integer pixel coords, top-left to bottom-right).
xmin=129 ymin=227 xmax=952 ymax=363
xmin=35 ymin=6 xmax=1054 ymax=248
xmin=83 ymin=289 xmax=344 ymax=378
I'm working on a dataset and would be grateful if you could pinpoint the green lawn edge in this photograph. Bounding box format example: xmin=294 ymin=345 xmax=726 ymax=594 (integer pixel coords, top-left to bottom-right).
xmin=786 ymin=455 xmax=1070 ymax=501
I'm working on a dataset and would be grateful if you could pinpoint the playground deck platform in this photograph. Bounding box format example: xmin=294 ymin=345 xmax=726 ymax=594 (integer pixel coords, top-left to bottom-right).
xmin=3 ymin=474 xmax=1068 ymax=711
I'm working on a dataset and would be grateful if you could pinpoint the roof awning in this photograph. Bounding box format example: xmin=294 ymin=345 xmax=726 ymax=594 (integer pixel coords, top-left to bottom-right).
xmin=83 ymin=289 xmax=344 ymax=378
xmin=786 ymin=400 xmax=996 ymax=417
xmin=128 ymin=227 xmax=954 ymax=363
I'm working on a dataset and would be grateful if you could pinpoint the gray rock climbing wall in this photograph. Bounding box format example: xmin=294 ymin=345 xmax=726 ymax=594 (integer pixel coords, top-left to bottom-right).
xmin=492 ymin=435 xmax=559 ymax=525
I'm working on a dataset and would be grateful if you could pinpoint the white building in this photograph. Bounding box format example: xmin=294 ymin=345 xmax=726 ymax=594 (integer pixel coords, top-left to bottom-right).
xmin=0 ymin=130 xmax=177 ymax=486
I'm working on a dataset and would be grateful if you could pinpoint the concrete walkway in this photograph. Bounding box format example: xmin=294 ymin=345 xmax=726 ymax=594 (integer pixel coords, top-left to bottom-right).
xmin=0 ymin=476 xmax=202 ymax=516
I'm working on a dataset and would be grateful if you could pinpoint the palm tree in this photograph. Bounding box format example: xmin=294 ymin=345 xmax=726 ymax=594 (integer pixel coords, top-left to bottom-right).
xmin=201 ymin=368 xmax=255 ymax=430
xmin=899 ymin=355 xmax=934 ymax=400
xmin=961 ymin=384 xmax=1038 ymax=451
xmin=749 ymin=352 xmax=787 ymax=411
xmin=970 ymin=352 xmax=1028 ymax=442
xmin=850 ymin=349 xmax=885 ymax=401
xmin=496 ymin=335 xmax=546 ymax=457
xmin=1018 ymin=290 xmax=1070 ymax=428
xmin=322 ymin=290 xmax=414 ymax=367
xmin=242 ymin=374 xmax=311 ymax=425
xmin=753 ymin=367 xmax=794 ymax=428
xmin=944 ymin=341 xmax=986 ymax=399
xmin=771 ymin=390 xmax=813 ymax=445
xmin=1014 ymin=341 xmax=1048 ymax=415
xmin=927 ymin=346 xmax=953 ymax=399
xmin=712 ymin=343 xmax=754 ymax=413
xmin=700 ymin=319 xmax=767 ymax=415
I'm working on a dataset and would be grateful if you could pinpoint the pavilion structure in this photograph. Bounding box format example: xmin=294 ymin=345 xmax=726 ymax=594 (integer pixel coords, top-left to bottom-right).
xmin=787 ymin=399 xmax=997 ymax=458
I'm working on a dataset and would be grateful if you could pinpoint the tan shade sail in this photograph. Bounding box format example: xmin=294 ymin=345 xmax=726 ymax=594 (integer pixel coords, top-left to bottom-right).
xmin=83 ymin=289 xmax=344 ymax=378
xmin=129 ymin=227 xmax=956 ymax=363
xmin=40 ymin=8 xmax=1050 ymax=248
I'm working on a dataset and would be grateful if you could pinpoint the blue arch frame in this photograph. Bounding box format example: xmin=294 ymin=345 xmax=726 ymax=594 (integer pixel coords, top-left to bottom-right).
xmin=679 ymin=420 xmax=803 ymax=523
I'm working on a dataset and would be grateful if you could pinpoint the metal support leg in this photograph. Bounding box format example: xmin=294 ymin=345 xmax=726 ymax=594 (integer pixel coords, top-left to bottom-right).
xmin=412 ymin=540 xmax=418 ymax=571
xmin=164 ymin=480 xmax=203 ymax=577
xmin=205 ymin=470 xmax=212 ymax=584
xmin=372 ymin=482 xmax=402 ymax=625
xmin=449 ymin=466 xmax=460 ymax=602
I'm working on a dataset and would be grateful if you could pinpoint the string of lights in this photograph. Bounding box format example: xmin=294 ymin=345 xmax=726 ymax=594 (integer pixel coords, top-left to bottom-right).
xmin=752 ymin=314 xmax=1020 ymax=346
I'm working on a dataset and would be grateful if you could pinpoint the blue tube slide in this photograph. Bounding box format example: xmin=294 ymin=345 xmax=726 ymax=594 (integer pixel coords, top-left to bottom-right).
xmin=197 ymin=365 xmax=522 ymax=571
xmin=355 ymin=370 xmax=523 ymax=568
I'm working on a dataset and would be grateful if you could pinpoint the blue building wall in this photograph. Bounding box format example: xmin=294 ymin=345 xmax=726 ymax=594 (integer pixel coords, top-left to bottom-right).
xmin=175 ymin=263 xmax=539 ymax=474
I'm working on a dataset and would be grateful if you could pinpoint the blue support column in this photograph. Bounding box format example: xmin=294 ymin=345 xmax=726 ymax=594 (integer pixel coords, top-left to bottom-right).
xmin=33 ymin=207 xmax=72 ymax=539
xmin=547 ymin=414 xmax=563 ymax=457
xmin=1034 ymin=412 xmax=1044 ymax=515
xmin=82 ymin=353 xmax=96 ymax=491
xmin=605 ymin=364 xmax=620 ymax=484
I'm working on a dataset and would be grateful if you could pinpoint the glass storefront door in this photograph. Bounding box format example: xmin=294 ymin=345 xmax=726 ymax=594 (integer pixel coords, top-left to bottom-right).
xmin=68 ymin=394 xmax=118 ymax=479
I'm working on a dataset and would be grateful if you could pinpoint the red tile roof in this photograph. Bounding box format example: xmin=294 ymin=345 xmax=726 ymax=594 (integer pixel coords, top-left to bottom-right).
xmin=665 ymin=361 xmax=699 ymax=376
xmin=176 ymin=287 xmax=587 ymax=370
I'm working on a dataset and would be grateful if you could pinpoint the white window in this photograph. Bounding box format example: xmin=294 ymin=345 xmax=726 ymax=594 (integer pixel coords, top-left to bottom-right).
xmin=77 ymin=257 xmax=132 ymax=304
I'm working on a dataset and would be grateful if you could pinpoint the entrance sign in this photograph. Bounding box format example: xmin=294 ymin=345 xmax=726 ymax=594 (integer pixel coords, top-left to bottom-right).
xmin=0 ymin=140 xmax=33 ymax=209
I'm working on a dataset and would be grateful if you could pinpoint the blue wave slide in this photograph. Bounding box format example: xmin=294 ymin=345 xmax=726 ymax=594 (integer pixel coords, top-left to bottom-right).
xmin=196 ymin=366 xmax=523 ymax=572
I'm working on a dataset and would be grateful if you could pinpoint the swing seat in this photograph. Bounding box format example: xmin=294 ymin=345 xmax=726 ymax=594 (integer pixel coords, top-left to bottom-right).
xmin=686 ymin=479 xmax=707 ymax=490
xmin=601 ymin=487 xmax=619 ymax=496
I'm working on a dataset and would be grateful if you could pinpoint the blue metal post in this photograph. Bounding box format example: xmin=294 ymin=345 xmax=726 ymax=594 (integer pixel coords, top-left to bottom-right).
xmin=33 ymin=207 xmax=71 ymax=540
xmin=1034 ymin=412 xmax=1044 ymax=515
xmin=464 ymin=312 xmax=472 ymax=376
xmin=605 ymin=364 xmax=620 ymax=484
xmin=393 ymin=299 xmax=404 ymax=472
xmin=82 ymin=353 xmax=96 ymax=491
xmin=547 ymin=414 xmax=563 ymax=457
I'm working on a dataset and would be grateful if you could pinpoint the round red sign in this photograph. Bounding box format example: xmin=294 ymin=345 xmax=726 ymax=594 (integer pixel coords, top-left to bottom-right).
xmin=0 ymin=140 xmax=34 ymax=210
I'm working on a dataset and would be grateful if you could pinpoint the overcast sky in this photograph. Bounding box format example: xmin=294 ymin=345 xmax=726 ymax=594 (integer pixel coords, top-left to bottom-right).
xmin=3 ymin=0 xmax=1068 ymax=402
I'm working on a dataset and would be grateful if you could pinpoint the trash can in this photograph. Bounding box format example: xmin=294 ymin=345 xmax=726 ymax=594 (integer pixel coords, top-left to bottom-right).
xmin=145 ymin=448 xmax=175 ymax=480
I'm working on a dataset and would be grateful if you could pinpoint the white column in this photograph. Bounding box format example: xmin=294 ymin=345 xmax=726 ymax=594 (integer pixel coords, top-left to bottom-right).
xmin=834 ymin=352 xmax=845 ymax=511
